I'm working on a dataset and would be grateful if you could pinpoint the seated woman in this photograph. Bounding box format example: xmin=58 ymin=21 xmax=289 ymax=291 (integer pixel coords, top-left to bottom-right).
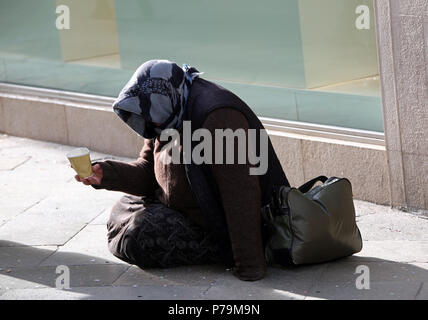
xmin=74 ymin=60 xmax=289 ymax=281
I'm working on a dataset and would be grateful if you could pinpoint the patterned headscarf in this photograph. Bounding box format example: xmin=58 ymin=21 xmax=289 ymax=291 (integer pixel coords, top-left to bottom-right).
xmin=113 ymin=60 xmax=202 ymax=139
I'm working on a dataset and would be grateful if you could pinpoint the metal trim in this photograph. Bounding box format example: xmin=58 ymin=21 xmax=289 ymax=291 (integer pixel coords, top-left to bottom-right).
xmin=260 ymin=117 xmax=385 ymax=146
xmin=0 ymin=82 xmax=114 ymax=108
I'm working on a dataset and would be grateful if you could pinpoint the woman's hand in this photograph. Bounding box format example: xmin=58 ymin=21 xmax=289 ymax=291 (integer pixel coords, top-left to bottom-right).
xmin=74 ymin=163 xmax=103 ymax=186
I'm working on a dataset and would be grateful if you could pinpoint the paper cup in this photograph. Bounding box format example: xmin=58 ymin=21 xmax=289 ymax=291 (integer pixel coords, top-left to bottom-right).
xmin=66 ymin=147 xmax=93 ymax=179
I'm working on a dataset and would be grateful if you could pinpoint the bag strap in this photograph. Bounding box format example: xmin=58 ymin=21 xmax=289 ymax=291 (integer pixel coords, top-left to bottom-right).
xmin=298 ymin=176 xmax=328 ymax=193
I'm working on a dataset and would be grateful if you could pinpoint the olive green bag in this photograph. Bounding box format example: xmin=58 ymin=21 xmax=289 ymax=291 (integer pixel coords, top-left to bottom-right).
xmin=261 ymin=176 xmax=363 ymax=266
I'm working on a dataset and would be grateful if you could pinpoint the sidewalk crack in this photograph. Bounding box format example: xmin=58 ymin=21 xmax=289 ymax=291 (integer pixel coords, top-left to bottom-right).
xmin=414 ymin=282 xmax=423 ymax=300
xmin=202 ymin=280 xmax=217 ymax=296
xmin=21 ymin=196 xmax=48 ymax=215
xmin=37 ymin=245 xmax=60 ymax=267
xmin=1 ymin=196 xmax=50 ymax=226
xmin=111 ymin=265 xmax=132 ymax=286
xmin=86 ymin=208 xmax=108 ymax=225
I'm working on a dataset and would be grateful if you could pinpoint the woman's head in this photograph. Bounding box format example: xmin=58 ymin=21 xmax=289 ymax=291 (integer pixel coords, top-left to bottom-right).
xmin=113 ymin=59 xmax=202 ymax=139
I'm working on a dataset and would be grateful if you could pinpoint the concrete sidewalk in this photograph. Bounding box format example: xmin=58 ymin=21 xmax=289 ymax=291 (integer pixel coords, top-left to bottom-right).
xmin=0 ymin=134 xmax=427 ymax=300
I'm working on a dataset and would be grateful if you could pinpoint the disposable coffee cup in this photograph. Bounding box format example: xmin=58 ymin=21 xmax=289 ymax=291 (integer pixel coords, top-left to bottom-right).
xmin=66 ymin=147 xmax=93 ymax=179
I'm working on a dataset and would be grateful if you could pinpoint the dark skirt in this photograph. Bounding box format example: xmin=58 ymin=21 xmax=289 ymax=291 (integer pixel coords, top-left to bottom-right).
xmin=106 ymin=195 xmax=222 ymax=268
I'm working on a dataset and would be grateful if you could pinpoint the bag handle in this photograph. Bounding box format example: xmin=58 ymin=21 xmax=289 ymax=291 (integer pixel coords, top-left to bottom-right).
xmin=298 ymin=176 xmax=328 ymax=193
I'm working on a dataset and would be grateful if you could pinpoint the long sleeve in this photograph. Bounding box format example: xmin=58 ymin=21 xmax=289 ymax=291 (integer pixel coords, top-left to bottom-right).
xmin=202 ymin=108 xmax=266 ymax=281
xmin=91 ymin=138 xmax=158 ymax=197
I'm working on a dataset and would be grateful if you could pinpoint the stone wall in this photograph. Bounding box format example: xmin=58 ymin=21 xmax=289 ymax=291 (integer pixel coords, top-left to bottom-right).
xmin=375 ymin=0 xmax=428 ymax=210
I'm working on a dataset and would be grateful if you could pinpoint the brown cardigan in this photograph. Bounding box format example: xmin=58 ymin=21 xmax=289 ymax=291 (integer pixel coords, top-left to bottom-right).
xmin=93 ymin=108 xmax=266 ymax=280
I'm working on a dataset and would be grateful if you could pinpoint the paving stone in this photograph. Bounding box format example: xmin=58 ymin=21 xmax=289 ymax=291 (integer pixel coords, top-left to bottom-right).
xmin=0 ymin=264 xmax=128 ymax=290
xmin=114 ymin=264 xmax=325 ymax=300
xmin=0 ymin=206 xmax=94 ymax=247
xmin=1 ymin=141 xmax=76 ymax=163
xmin=0 ymin=196 xmax=47 ymax=227
xmin=0 ymin=137 xmax=131 ymax=189
xmin=347 ymin=240 xmax=428 ymax=263
xmin=203 ymin=282 xmax=308 ymax=300
xmin=316 ymin=261 xmax=428 ymax=284
xmin=357 ymin=212 xmax=428 ymax=241
xmin=0 ymin=216 xmax=87 ymax=246
xmin=0 ymin=245 xmax=57 ymax=268
xmin=40 ymin=225 xmax=126 ymax=266
xmin=0 ymin=161 xmax=54 ymax=226
xmin=1 ymin=161 xmax=76 ymax=187
xmin=415 ymin=282 xmax=427 ymax=300
xmin=0 ymin=156 xmax=31 ymax=170
xmin=211 ymin=264 xmax=325 ymax=289
xmin=113 ymin=264 xmax=227 ymax=287
xmin=0 ymin=285 xmax=209 ymax=300
xmin=354 ymin=199 xmax=395 ymax=217
xmin=0 ymin=136 xmax=132 ymax=164
xmin=0 ymin=184 xmax=120 ymax=246
xmin=0 ymin=174 xmax=117 ymax=229
xmin=262 ymin=264 xmax=327 ymax=285
xmin=89 ymin=208 xmax=111 ymax=225
xmin=201 ymin=265 xmax=325 ymax=300
xmin=306 ymin=281 xmax=422 ymax=300
xmin=32 ymin=182 xmax=120 ymax=224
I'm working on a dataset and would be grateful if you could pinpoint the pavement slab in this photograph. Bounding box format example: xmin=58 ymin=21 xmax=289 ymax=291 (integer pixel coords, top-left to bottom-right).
xmin=0 ymin=183 xmax=121 ymax=246
xmin=0 ymin=285 xmax=211 ymax=300
xmin=316 ymin=261 xmax=428 ymax=283
xmin=0 ymin=156 xmax=31 ymax=171
xmin=0 ymin=245 xmax=57 ymax=268
xmin=203 ymin=283 xmax=309 ymax=300
xmin=113 ymin=264 xmax=227 ymax=287
xmin=0 ymin=264 xmax=129 ymax=290
xmin=89 ymin=208 xmax=111 ymax=225
xmin=201 ymin=264 xmax=326 ymax=300
xmin=415 ymin=283 xmax=427 ymax=300
xmin=40 ymin=225 xmax=126 ymax=266
xmin=347 ymin=240 xmax=428 ymax=263
xmin=356 ymin=211 xmax=428 ymax=241
xmin=306 ymin=280 xmax=422 ymax=300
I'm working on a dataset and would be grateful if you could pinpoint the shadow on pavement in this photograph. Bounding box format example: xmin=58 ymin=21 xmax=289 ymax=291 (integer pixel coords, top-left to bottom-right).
xmin=0 ymin=240 xmax=426 ymax=300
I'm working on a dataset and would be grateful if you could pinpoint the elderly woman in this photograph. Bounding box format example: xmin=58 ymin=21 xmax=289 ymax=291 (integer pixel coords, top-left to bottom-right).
xmin=75 ymin=60 xmax=289 ymax=281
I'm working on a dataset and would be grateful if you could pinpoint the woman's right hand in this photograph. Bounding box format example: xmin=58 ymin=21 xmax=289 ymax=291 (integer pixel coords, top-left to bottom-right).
xmin=74 ymin=163 xmax=103 ymax=186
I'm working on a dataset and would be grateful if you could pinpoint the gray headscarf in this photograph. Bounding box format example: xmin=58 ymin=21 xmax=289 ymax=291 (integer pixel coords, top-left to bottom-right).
xmin=113 ymin=59 xmax=202 ymax=139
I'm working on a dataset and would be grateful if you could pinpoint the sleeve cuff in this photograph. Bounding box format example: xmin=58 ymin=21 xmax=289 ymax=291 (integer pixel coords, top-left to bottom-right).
xmin=90 ymin=161 xmax=118 ymax=190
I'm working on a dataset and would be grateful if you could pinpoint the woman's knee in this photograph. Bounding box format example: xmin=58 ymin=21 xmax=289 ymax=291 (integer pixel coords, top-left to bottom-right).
xmin=109 ymin=231 xmax=159 ymax=268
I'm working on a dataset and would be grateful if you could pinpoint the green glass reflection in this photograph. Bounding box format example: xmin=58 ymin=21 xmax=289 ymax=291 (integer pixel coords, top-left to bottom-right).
xmin=0 ymin=0 xmax=61 ymax=60
xmin=0 ymin=0 xmax=383 ymax=132
xmin=115 ymin=0 xmax=306 ymax=88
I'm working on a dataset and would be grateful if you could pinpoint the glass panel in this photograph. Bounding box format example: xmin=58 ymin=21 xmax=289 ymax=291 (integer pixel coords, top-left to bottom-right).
xmin=0 ymin=0 xmax=383 ymax=132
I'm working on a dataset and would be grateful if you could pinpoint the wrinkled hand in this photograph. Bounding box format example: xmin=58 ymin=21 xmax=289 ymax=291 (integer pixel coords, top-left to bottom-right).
xmin=73 ymin=163 xmax=103 ymax=186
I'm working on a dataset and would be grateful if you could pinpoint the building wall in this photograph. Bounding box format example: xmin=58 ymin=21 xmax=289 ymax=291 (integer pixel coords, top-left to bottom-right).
xmin=375 ymin=0 xmax=428 ymax=210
